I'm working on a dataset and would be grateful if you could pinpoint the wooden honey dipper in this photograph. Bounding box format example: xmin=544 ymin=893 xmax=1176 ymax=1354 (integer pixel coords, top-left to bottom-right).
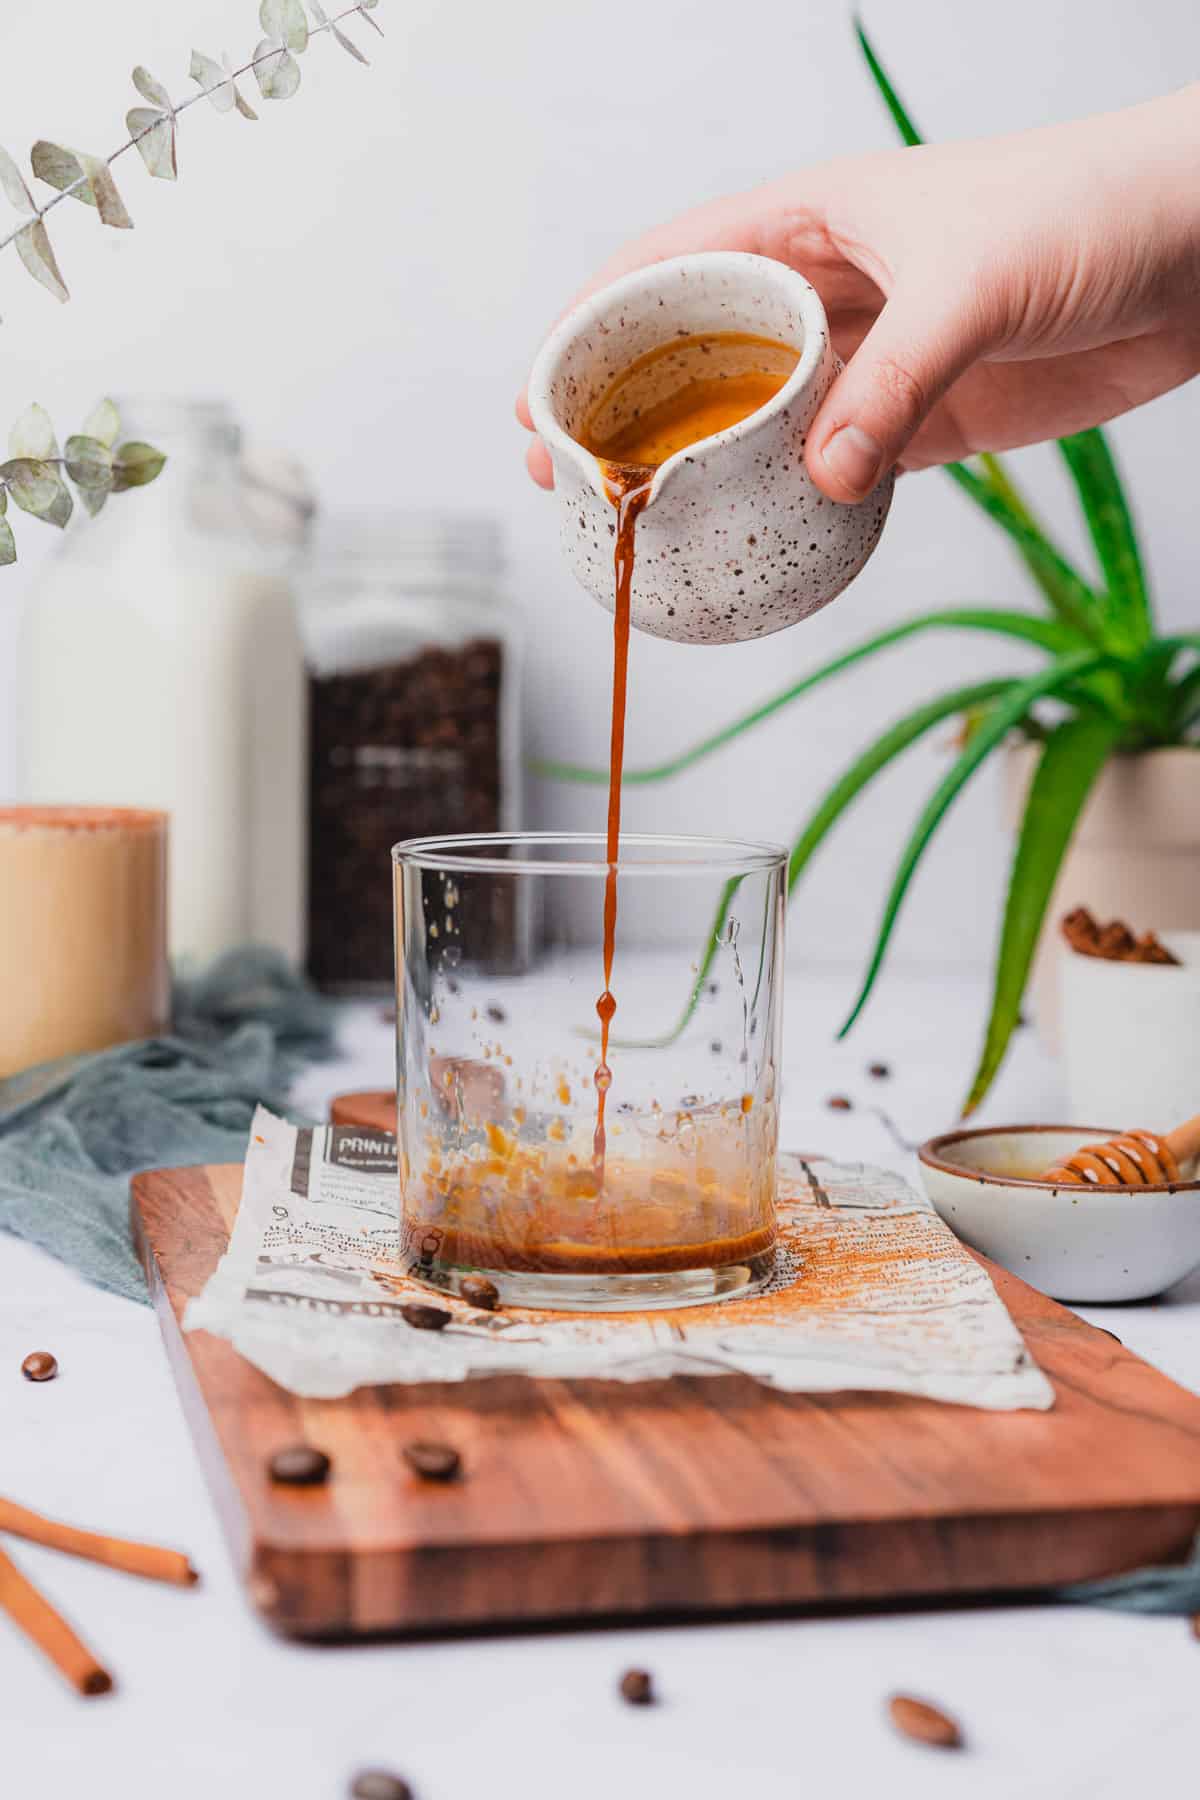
xmin=1043 ymin=1113 xmax=1200 ymax=1187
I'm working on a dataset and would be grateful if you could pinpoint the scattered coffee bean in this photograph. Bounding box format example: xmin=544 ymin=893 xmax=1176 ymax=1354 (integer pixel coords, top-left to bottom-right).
xmin=402 ymin=1441 xmax=461 ymax=1482
xmin=826 ymin=1095 xmax=853 ymax=1112
xmin=460 ymin=1275 xmax=500 ymax=1311
xmin=1190 ymin=1614 xmax=1200 ymax=1642
xmin=268 ymin=1445 xmax=331 ymax=1487
xmin=21 ymin=1350 xmax=57 ymax=1383
xmin=868 ymin=1061 xmax=891 ymax=1080
xmin=619 ymin=1668 xmax=655 ymax=1706
xmin=349 ymin=1772 xmax=414 ymax=1800
xmin=400 ymin=1303 xmax=451 ymax=1332
xmin=887 ymin=1694 xmax=962 ymax=1749
xmin=485 ymin=1003 xmax=507 ymax=1024
xmin=709 ymin=1040 xmax=723 ymax=1055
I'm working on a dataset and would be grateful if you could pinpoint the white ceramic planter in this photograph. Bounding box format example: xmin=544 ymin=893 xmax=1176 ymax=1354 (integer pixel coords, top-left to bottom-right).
xmin=1003 ymin=745 xmax=1200 ymax=1046
xmin=1060 ymin=930 xmax=1200 ymax=1129
xmin=527 ymin=252 xmax=892 ymax=646
xmin=919 ymin=1124 xmax=1200 ymax=1303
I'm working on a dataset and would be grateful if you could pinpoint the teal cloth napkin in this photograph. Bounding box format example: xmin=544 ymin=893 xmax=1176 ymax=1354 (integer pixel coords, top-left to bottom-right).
xmin=0 ymin=948 xmax=335 ymax=1304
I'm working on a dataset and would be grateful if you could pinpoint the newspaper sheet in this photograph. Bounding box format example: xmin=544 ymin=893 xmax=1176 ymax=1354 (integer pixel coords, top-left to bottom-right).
xmin=184 ymin=1107 xmax=1053 ymax=1408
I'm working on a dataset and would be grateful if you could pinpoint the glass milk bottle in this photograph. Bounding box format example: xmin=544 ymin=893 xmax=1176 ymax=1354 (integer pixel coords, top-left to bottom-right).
xmin=19 ymin=399 xmax=311 ymax=964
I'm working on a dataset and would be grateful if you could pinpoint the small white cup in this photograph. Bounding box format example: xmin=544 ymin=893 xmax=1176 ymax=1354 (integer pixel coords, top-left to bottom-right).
xmin=527 ymin=251 xmax=892 ymax=646
xmin=1059 ymin=931 xmax=1200 ymax=1130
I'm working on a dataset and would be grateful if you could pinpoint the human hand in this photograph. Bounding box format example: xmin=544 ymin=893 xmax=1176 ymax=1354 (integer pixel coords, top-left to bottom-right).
xmin=518 ymin=87 xmax=1200 ymax=502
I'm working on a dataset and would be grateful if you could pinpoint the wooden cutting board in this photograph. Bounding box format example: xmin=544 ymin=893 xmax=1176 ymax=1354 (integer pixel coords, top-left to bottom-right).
xmin=132 ymin=1159 xmax=1200 ymax=1639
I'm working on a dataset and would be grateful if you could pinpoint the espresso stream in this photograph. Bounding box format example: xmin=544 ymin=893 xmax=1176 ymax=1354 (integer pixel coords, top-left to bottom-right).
xmin=580 ymin=331 xmax=799 ymax=1185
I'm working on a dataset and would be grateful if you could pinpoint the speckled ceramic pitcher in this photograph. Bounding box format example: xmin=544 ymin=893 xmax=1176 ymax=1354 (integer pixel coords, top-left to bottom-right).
xmin=527 ymin=251 xmax=892 ymax=646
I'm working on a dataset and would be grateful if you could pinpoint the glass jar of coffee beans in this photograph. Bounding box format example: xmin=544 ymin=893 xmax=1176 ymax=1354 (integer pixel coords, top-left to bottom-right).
xmin=298 ymin=513 xmax=520 ymax=991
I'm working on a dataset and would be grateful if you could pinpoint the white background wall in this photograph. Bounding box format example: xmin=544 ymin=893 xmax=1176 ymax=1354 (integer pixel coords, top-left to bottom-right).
xmin=1 ymin=0 xmax=1195 ymax=981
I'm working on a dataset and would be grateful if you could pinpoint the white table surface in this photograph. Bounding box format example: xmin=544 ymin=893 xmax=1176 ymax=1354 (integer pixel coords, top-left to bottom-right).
xmin=5 ymin=970 xmax=1200 ymax=1799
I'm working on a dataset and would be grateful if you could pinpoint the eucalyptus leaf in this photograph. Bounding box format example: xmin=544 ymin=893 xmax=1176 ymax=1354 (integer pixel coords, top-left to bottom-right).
xmin=64 ymin=435 xmax=113 ymax=490
xmin=31 ymin=142 xmax=133 ymax=229
xmin=189 ymin=49 xmax=238 ymax=114
xmin=126 ymin=108 xmax=178 ymax=181
xmin=43 ymin=478 xmax=74 ymax=529
xmin=252 ymin=38 xmax=302 ymax=99
xmin=260 ymin=0 xmax=309 ymax=52
xmin=14 ymin=220 xmax=68 ymax=302
xmin=332 ymin=21 xmax=369 ymax=63
xmin=0 ymin=518 xmax=15 ymax=566
xmin=0 ymin=487 xmax=6 ymax=514
xmin=82 ymin=398 xmax=121 ymax=449
xmin=0 ymin=147 xmax=34 ymax=213
xmin=10 ymin=402 xmax=58 ymax=462
xmin=234 ymin=89 xmax=260 ymax=121
xmin=131 ymin=66 xmax=174 ymax=112
xmin=80 ymin=486 xmax=109 ymax=520
xmin=2 ymin=457 xmax=63 ymax=516
xmin=110 ymin=441 xmax=167 ymax=491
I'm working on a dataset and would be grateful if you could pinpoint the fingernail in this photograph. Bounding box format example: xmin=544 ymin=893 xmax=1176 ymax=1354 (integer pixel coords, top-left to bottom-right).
xmin=821 ymin=424 xmax=884 ymax=498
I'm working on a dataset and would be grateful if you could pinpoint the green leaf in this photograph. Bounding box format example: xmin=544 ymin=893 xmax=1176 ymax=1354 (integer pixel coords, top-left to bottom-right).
xmin=854 ymin=15 xmax=924 ymax=146
xmin=1056 ymin=429 xmax=1152 ymax=650
xmin=962 ymin=713 xmax=1124 ymax=1113
xmin=30 ymin=142 xmax=133 ymax=228
xmin=0 ymin=517 xmax=15 ymax=565
xmin=64 ymin=435 xmax=113 ymax=490
xmin=0 ymin=147 xmax=33 ymax=214
xmin=1 ymin=457 xmax=61 ymax=516
xmin=252 ymin=38 xmax=302 ymax=99
xmin=79 ymin=485 xmax=108 ymax=520
xmin=10 ymin=402 xmax=58 ymax=461
xmin=944 ymin=461 xmax=1103 ymax=642
xmin=82 ymin=398 xmax=121 ymax=449
xmin=838 ymin=649 xmax=1111 ymax=1037
xmin=189 ymin=49 xmax=238 ymax=114
xmin=15 ymin=219 xmax=68 ymax=302
xmin=637 ymin=677 xmax=1017 ymax=1051
xmin=126 ymin=108 xmax=177 ymax=181
xmin=535 ymin=608 xmax=1076 ymax=787
xmin=260 ymin=0 xmax=309 ymax=53
xmin=132 ymin=66 xmax=173 ymax=111
xmin=110 ymin=441 xmax=166 ymax=491
xmin=42 ymin=478 xmax=73 ymax=529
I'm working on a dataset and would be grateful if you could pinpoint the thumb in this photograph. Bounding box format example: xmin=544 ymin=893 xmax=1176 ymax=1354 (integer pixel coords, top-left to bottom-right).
xmin=807 ymin=291 xmax=990 ymax=503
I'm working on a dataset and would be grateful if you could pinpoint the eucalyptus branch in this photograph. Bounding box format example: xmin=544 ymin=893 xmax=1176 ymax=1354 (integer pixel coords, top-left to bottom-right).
xmin=0 ymin=0 xmax=384 ymax=305
xmin=0 ymin=401 xmax=165 ymax=566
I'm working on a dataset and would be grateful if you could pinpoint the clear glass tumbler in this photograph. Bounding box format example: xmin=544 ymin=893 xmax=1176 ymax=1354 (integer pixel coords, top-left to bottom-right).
xmin=393 ymin=832 xmax=786 ymax=1311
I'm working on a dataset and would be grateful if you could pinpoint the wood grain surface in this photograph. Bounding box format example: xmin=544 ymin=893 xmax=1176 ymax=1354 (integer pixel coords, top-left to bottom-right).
xmin=132 ymin=1160 xmax=1200 ymax=1639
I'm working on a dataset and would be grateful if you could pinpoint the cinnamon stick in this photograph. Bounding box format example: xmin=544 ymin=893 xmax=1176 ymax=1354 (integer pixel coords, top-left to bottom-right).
xmin=0 ymin=1544 xmax=113 ymax=1696
xmin=0 ymin=1496 xmax=198 ymax=1587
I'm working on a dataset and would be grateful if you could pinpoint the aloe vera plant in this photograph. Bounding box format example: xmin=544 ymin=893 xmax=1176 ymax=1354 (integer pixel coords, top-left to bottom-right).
xmin=542 ymin=18 xmax=1200 ymax=1113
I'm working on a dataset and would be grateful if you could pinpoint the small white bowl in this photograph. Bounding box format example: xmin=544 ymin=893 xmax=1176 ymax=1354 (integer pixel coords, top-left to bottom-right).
xmin=917 ymin=1124 xmax=1200 ymax=1304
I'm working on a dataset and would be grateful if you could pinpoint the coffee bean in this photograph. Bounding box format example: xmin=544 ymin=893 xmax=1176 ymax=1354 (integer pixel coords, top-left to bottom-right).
xmin=485 ymin=1004 xmax=507 ymax=1024
xmin=826 ymin=1094 xmax=853 ymax=1111
xmin=268 ymin=1445 xmax=331 ymax=1487
xmin=619 ymin=1668 xmax=655 ymax=1706
xmin=460 ymin=1275 xmax=499 ymax=1311
xmin=349 ymin=1772 xmax=414 ymax=1800
xmin=887 ymin=1694 xmax=962 ymax=1749
xmin=21 ymin=1351 xmax=57 ymax=1382
xmin=1191 ymin=1614 xmax=1200 ymax=1641
xmin=709 ymin=1040 xmax=722 ymax=1055
xmin=868 ymin=1061 xmax=891 ymax=1080
xmin=402 ymin=1441 xmax=461 ymax=1482
xmin=400 ymin=1303 xmax=451 ymax=1332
